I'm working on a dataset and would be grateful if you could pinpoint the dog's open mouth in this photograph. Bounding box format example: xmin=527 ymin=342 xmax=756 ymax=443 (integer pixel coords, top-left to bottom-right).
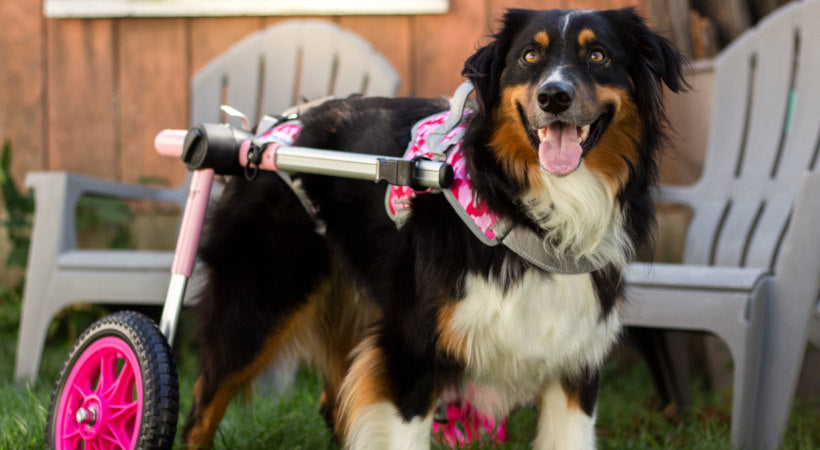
xmin=523 ymin=109 xmax=612 ymax=176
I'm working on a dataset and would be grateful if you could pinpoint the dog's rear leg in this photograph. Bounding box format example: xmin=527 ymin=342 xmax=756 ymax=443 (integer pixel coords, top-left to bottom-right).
xmin=180 ymin=174 xmax=329 ymax=447
xmin=336 ymin=334 xmax=436 ymax=449
xmin=182 ymin=298 xmax=320 ymax=446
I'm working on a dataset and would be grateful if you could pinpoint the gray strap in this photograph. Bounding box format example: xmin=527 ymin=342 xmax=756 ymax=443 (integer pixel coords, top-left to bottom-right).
xmin=427 ymin=81 xmax=474 ymax=157
xmin=442 ymin=189 xmax=500 ymax=247
xmin=498 ymin=222 xmax=607 ymax=274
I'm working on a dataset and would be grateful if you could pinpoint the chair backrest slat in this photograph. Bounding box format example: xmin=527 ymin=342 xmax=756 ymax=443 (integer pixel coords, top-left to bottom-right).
xmin=713 ymin=200 xmax=765 ymax=267
xmin=776 ymin=3 xmax=820 ymax=180
xmin=745 ymin=201 xmax=793 ymax=268
xmin=224 ymin=37 xmax=266 ymax=124
xmin=190 ymin=54 xmax=227 ymax=125
xmin=683 ymin=199 xmax=730 ymax=265
xmin=260 ymin=24 xmax=303 ymax=114
xmin=735 ymin=15 xmax=795 ymax=180
xmin=695 ymin=44 xmax=750 ymax=190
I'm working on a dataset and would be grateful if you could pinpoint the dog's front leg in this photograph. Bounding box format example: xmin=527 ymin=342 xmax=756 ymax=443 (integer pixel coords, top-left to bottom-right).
xmin=336 ymin=335 xmax=435 ymax=449
xmin=534 ymin=371 xmax=600 ymax=450
xmin=345 ymin=401 xmax=434 ymax=450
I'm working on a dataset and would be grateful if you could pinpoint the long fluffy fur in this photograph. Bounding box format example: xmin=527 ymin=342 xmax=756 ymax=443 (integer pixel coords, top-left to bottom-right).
xmin=183 ymin=7 xmax=686 ymax=449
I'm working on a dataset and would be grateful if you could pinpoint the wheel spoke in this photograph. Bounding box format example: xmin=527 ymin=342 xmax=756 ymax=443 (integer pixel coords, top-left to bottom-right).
xmin=104 ymin=359 xmax=136 ymax=403
xmin=61 ymin=427 xmax=83 ymax=445
xmin=70 ymin=382 xmax=91 ymax=399
xmin=102 ymin=420 xmax=132 ymax=449
xmin=95 ymin=350 xmax=117 ymax=395
xmin=107 ymin=399 xmax=138 ymax=422
xmin=62 ymin=427 xmax=82 ymax=439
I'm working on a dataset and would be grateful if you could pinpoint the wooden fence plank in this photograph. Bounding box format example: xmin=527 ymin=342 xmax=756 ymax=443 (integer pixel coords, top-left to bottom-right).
xmin=645 ymin=0 xmax=695 ymax=57
xmin=0 ymin=0 xmax=45 ymax=184
xmin=698 ymin=0 xmax=752 ymax=46
xmin=412 ymin=0 xmax=489 ymax=98
xmin=488 ymin=0 xmax=561 ymax=26
xmin=118 ymin=18 xmax=188 ymax=186
xmin=339 ymin=15 xmax=413 ymax=97
xmin=46 ymin=18 xmax=117 ymax=179
xmin=565 ymin=0 xmax=643 ymax=9
xmin=190 ymin=17 xmax=265 ymax=76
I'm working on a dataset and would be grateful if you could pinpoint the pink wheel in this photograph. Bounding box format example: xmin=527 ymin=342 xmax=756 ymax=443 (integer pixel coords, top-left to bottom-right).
xmin=46 ymin=311 xmax=178 ymax=449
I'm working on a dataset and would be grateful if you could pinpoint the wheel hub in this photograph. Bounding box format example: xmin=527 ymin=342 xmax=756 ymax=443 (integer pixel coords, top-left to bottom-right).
xmin=77 ymin=394 xmax=104 ymax=440
xmin=75 ymin=406 xmax=97 ymax=426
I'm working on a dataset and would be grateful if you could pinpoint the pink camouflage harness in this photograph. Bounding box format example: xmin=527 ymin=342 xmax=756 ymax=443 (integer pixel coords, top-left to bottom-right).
xmin=254 ymin=82 xmax=604 ymax=274
xmin=385 ymin=109 xmax=502 ymax=244
xmin=386 ymin=82 xmax=605 ymax=274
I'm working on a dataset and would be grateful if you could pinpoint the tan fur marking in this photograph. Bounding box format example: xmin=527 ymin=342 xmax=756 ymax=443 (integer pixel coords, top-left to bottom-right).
xmin=335 ymin=334 xmax=391 ymax=439
xmin=578 ymin=29 xmax=596 ymax=47
xmin=584 ymin=86 xmax=641 ymax=193
xmin=562 ymin=381 xmax=582 ymax=411
xmin=186 ymin=292 xmax=321 ymax=446
xmin=534 ymin=31 xmax=550 ymax=47
xmin=436 ymin=302 xmax=468 ymax=361
xmin=298 ymin=268 xmax=379 ymax=423
xmin=492 ymin=84 xmax=544 ymax=191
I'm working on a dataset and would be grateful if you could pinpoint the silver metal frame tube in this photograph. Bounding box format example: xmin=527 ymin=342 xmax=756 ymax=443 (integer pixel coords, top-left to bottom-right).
xmin=158 ymin=274 xmax=188 ymax=346
xmin=275 ymin=146 xmax=450 ymax=188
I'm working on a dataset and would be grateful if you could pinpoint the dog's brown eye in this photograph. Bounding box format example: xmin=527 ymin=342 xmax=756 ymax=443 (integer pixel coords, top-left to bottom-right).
xmin=523 ymin=51 xmax=539 ymax=64
xmin=589 ymin=50 xmax=606 ymax=64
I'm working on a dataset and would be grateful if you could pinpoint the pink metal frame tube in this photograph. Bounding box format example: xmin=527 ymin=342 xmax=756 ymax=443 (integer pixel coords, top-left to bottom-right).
xmin=154 ymin=129 xmax=214 ymax=277
xmin=171 ymin=169 xmax=213 ymax=277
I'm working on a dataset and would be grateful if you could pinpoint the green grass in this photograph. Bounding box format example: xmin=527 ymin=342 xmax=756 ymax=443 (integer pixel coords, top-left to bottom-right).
xmin=0 ymin=296 xmax=817 ymax=449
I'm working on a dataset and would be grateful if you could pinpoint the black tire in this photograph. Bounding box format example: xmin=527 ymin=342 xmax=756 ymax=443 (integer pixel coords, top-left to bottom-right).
xmin=45 ymin=310 xmax=179 ymax=449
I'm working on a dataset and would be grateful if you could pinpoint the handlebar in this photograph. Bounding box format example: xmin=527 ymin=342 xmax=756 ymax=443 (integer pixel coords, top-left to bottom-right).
xmin=154 ymin=124 xmax=453 ymax=189
xmin=154 ymin=129 xmax=187 ymax=157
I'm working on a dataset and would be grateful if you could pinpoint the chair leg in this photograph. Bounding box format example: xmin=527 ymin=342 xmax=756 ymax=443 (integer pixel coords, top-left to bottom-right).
xmin=720 ymin=283 xmax=767 ymax=448
xmin=14 ymin=295 xmax=54 ymax=382
xmin=753 ymin=173 xmax=820 ymax=448
xmin=753 ymin=293 xmax=816 ymax=449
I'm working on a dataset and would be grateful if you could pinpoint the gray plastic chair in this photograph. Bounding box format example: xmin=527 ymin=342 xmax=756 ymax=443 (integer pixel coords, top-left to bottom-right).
xmin=623 ymin=1 xmax=820 ymax=448
xmin=15 ymin=19 xmax=399 ymax=382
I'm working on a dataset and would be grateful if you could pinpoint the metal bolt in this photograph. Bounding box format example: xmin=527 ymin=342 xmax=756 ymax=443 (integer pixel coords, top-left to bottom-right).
xmin=75 ymin=407 xmax=97 ymax=425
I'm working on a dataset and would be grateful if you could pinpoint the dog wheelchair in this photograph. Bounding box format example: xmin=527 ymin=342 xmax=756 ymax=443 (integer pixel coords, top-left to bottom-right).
xmin=43 ymin=105 xmax=467 ymax=449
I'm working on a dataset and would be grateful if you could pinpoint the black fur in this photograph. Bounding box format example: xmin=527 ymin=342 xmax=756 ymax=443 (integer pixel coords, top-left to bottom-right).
xmin=184 ymin=7 xmax=686 ymax=446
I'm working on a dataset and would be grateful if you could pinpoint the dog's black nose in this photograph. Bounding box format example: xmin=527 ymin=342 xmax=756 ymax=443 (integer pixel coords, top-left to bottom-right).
xmin=537 ymin=81 xmax=575 ymax=114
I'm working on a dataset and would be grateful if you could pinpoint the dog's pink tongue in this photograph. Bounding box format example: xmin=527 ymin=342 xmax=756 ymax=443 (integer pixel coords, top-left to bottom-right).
xmin=539 ymin=122 xmax=582 ymax=175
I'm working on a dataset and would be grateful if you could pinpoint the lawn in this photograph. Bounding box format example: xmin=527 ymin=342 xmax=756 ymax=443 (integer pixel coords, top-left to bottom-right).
xmin=1 ymin=288 xmax=818 ymax=449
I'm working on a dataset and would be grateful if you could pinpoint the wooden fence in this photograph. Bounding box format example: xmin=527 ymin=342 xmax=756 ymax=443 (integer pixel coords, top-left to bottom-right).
xmin=1 ymin=0 xmax=644 ymax=187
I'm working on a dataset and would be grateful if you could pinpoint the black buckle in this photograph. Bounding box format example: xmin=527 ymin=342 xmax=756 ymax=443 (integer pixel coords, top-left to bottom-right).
xmin=244 ymin=141 xmax=266 ymax=181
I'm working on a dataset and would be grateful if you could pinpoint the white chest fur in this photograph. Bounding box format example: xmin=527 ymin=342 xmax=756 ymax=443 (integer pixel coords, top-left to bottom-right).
xmin=444 ymin=270 xmax=621 ymax=415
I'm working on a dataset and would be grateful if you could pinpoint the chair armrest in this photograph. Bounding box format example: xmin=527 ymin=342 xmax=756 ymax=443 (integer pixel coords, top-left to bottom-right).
xmin=656 ymin=184 xmax=699 ymax=206
xmin=24 ymin=171 xmax=187 ymax=254
xmin=25 ymin=171 xmax=187 ymax=206
xmin=626 ymin=262 xmax=770 ymax=292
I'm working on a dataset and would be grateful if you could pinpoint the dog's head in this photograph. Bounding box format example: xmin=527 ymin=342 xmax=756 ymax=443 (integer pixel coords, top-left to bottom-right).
xmin=464 ymin=8 xmax=686 ymax=188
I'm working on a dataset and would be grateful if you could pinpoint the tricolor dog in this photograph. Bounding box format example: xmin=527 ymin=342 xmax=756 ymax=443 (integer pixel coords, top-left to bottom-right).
xmin=183 ymin=7 xmax=686 ymax=448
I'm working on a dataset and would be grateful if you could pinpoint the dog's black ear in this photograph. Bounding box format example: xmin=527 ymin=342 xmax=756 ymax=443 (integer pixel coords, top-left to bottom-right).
xmin=617 ymin=7 xmax=690 ymax=93
xmin=462 ymin=40 xmax=503 ymax=114
xmin=462 ymin=9 xmax=533 ymax=114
